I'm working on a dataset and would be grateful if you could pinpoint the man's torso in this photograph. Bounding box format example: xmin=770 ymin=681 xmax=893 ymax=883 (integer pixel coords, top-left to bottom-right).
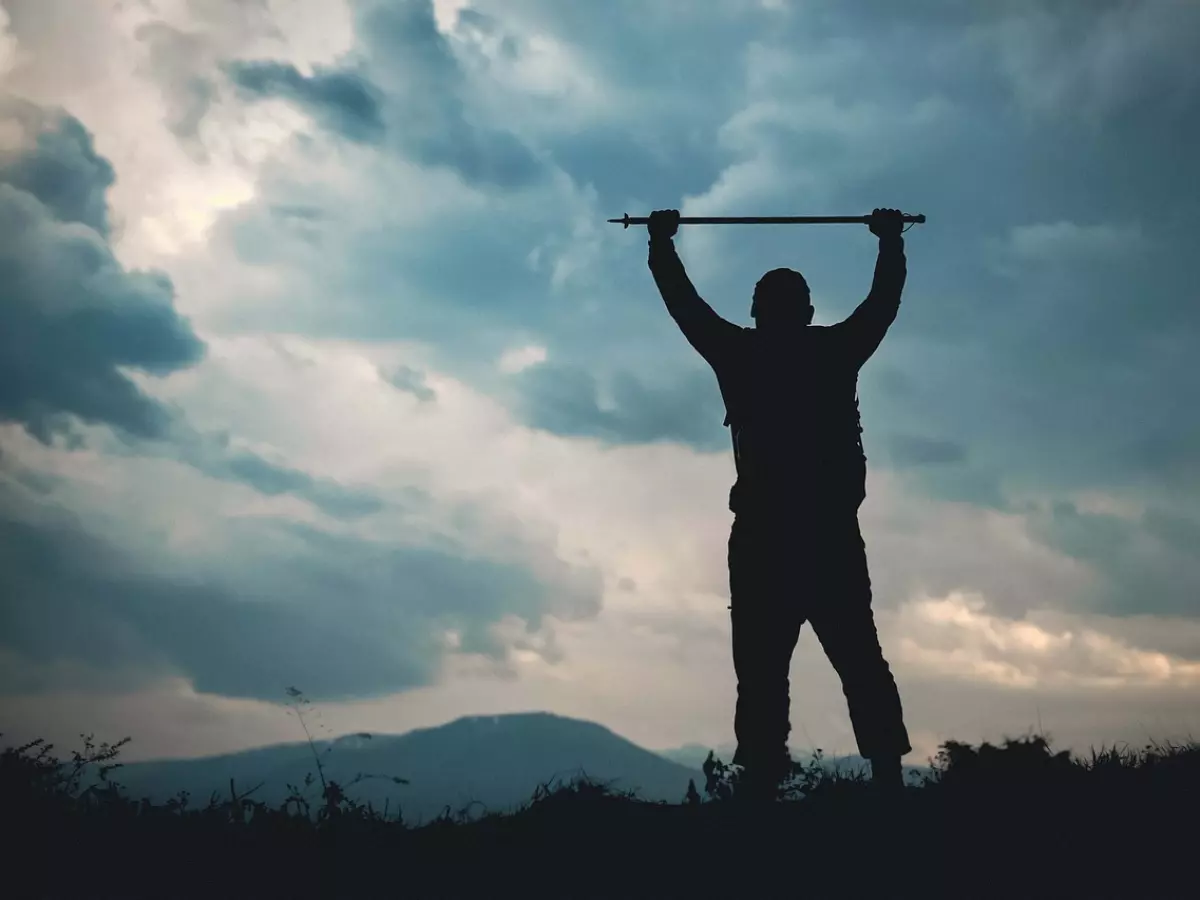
xmin=712 ymin=325 xmax=867 ymax=515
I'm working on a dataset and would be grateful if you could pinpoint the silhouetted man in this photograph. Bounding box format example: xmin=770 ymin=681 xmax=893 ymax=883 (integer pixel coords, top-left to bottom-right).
xmin=647 ymin=207 xmax=912 ymax=797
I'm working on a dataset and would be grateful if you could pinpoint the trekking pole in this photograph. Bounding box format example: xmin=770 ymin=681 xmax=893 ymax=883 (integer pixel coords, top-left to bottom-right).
xmin=608 ymin=213 xmax=926 ymax=228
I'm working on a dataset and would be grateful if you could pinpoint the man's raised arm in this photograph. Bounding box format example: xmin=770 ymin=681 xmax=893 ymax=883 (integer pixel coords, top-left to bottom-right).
xmin=838 ymin=208 xmax=908 ymax=369
xmin=647 ymin=208 xmax=741 ymax=366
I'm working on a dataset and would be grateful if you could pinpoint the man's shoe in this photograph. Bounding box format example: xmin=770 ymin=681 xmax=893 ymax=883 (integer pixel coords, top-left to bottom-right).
xmin=869 ymin=756 xmax=904 ymax=791
xmin=736 ymin=768 xmax=783 ymax=805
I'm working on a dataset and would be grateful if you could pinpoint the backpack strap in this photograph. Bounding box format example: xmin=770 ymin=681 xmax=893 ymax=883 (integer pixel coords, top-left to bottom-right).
xmin=725 ymin=410 xmax=745 ymax=479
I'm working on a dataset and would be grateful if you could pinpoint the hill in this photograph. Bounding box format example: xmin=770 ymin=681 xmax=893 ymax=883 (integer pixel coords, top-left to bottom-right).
xmin=107 ymin=711 xmax=705 ymax=823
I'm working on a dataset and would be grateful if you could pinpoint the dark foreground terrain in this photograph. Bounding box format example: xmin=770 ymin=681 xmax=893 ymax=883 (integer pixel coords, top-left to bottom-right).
xmin=5 ymin=732 xmax=1196 ymax=898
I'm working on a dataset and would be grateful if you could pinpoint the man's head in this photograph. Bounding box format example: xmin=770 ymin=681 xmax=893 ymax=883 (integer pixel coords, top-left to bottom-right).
xmin=751 ymin=267 xmax=813 ymax=329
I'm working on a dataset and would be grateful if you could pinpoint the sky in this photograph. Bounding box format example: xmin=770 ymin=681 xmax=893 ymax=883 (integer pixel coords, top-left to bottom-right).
xmin=1 ymin=0 xmax=1198 ymax=765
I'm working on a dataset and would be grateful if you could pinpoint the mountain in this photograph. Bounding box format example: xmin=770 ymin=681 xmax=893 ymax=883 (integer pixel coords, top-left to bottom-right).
xmin=655 ymin=742 xmax=738 ymax=770
xmin=105 ymin=712 xmax=705 ymax=825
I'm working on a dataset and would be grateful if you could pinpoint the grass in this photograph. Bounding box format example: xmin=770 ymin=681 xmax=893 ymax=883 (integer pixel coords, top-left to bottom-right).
xmin=4 ymin=718 xmax=1197 ymax=899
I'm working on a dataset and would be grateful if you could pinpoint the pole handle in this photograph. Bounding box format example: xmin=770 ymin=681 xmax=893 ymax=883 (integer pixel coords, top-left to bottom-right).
xmin=607 ymin=213 xmax=926 ymax=228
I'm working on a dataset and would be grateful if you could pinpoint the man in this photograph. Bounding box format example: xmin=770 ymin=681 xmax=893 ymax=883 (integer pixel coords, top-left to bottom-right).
xmin=647 ymin=207 xmax=912 ymax=798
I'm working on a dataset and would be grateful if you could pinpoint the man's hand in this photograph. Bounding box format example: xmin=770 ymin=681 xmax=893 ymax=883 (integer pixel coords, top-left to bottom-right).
xmin=648 ymin=208 xmax=680 ymax=241
xmin=868 ymin=208 xmax=904 ymax=240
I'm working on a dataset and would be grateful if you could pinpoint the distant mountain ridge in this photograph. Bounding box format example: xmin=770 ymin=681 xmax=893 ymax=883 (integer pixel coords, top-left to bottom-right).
xmin=654 ymin=742 xmax=738 ymax=770
xmin=105 ymin=712 xmax=705 ymax=824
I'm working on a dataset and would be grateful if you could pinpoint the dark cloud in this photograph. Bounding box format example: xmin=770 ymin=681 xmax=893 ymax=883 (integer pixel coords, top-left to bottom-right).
xmin=440 ymin=3 xmax=736 ymax=200
xmin=0 ymin=96 xmax=205 ymax=442
xmin=212 ymin=184 xmax=563 ymax=364
xmin=217 ymin=0 xmax=544 ymax=187
xmin=344 ymin=0 xmax=544 ymax=187
xmin=269 ymin=204 xmax=325 ymax=222
xmin=0 ymin=479 xmax=603 ymax=701
xmin=1120 ymin=427 xmax=1200 ymax=495
xmin=226 ymin=60 xmax=386 ymax=144
xmin=0 ymin=96 xmax=385 ymax=521
xmin=0 ymin=501 xmax=424 ymax=699
xmin=1142 ymin=508 xmax=1200 ymax=554
xmin=1028 ymin=501 xmax=1200 ymax=618
xmin=383 ymin=364 xmax=436 ymax=402
xmin=135 ymin=425 xmax=388 ymax=521
xmin=884 ymin=434 xmax=968 ymax=467
xmin=222 ymin=453 xmax=383 ymax=519
xmin=0 ymin=97 xmax=115 ymax=235
xmin=512 ymin=363 xmax=727 ymax=450
xmin=866 ymin=439 xmax=1006 ymax=510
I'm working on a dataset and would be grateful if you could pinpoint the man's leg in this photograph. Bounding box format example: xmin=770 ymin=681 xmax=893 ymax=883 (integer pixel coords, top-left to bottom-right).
xmin=728 ymin=515 xmax=804 ymax=796
xmin=807 ymin=513 xmax=911 ymax=786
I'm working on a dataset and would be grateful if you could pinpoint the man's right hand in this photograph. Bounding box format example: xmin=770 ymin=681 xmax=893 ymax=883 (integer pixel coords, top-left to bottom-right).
xmin=648 ymin=208 xmax=680 ymax=240
xmin=868 ymin=208 xmax=904 ymax=240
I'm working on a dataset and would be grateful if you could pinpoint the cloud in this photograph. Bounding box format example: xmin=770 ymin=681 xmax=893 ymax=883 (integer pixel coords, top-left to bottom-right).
xmin=214 ymin=0 xmax=546 ymax=188
xmin=964 ymin=0 xmax=1200 ymax=125
xmin=205 ymin=448 xmax=384 ymax=519
xmin=0 ymin=7 xmax=17 ymax=78
xmin=991 ymin=220 xmax=1147 ymax=271
xmin=0 ymin=95 xmax=115 ymax=234
xmin=0 ymin=95 xmax=205 ymax=442
xmin=892 ymin=591 xmax=1200 ymax=691
xmin=884 ymin=434 xmax=968 ymax=467
xmin=0 ymin=494 xmax=424 ymax=700
xmin=1 ymin=0 xmax=359 ymax=261
xmin=511 ymin=363 xmax=727 ymax=450
xmin=1025 ymin=500 xmax=1200 ymax=619
xmin=872 ymin=434 xmax=1006 ymax=508
xmin=497 ymin=344 xmax=547 ymax=375
xmin=135 ymin=22 xmax=221 ymax=150
xmin=382 ymin=364 xmax=437 ymax=402
xmin=356 ymin=0 xmax=547 ymax=189
xmin=226 ymin=60 xmax=386 ymax=144
xmin=0 ymin=95 xmax=386 ymax=521
xmin=0 ymin=459 xmax=601 ymax=701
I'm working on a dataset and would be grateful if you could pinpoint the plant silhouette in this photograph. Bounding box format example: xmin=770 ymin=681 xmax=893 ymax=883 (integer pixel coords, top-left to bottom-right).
xmin=281 ymin=685 xmax=410 ymax=823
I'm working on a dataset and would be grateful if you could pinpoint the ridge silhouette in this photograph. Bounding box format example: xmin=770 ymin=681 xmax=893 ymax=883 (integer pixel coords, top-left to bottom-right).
xmin=647 ymin=207 xmax=912 ymax=800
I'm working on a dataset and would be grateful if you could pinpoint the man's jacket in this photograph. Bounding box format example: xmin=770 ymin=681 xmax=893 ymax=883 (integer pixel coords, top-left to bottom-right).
xmin=648 ymin=234 xmax=906 ymax=516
